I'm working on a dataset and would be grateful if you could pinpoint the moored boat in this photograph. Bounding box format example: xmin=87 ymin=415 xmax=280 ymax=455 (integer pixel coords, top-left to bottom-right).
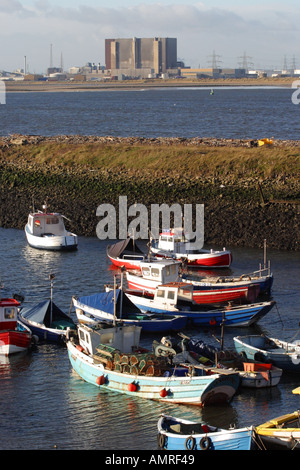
xmin=150 ymin=229 xmax=232 ymax=268
xmin=66 ymin=322 xmax=240 ymax=406
xmin=24 ymin=202 xmax=78 ymax=251
xmin=255 ymin=411 xmax=300 ymax=450
xmin=157 ymin=414 xmax=254 ymax=450
xmin=0 ymin=297 xmax=34 ymax=355
xmin=19 ymin=299 xmax=77 ymax=343
xmin=107 ymin=238 xmax=149 ymax=270
xmin=233 ymin=334 xmax=300 ymax=372
xmin=125 ymin=260 xmax=261 ymax=305
xmin=73 ymin=289 xmax=188 ymax=333
xmin=126 ymin=283 xmax=275 ymax=327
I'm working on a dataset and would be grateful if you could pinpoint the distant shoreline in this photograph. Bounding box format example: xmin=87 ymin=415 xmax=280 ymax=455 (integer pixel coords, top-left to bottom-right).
xmin=4 ymin=76 xmax=296 ymax=93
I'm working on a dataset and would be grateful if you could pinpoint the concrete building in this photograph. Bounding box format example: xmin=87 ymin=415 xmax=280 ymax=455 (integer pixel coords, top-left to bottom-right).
xmin=105 ymin=37 xmax=178 ymax=78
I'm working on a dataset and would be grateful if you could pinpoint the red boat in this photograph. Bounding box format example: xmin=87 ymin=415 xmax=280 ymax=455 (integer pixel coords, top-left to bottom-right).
xmin=107 ymin=238 xmax=150 ymax=270
xmin=151 ymin=229 xmax=232 ymax=268
xmin=0 ymin=298 xmax=33 ymax=356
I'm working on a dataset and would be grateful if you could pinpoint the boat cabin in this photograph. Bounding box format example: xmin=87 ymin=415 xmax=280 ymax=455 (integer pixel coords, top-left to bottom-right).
xmin=154 ymin=283 xmax=194 ymax=308
xmin=139 ymin=260 xmax=180 ymax=284
xmin=77 ymin=323 xmax=142 ymax=356
xmin=27 ymin=212 xmax=67 ymax=237
xmin=0 ymin=298 xmax=20 ymax=331
xmin=154 ymin=228 xmax=194 ymax=254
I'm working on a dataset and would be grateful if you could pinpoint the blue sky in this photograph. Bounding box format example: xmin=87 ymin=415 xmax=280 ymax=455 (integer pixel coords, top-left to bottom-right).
xmin=0 ymin=1 xmax=299 ymax=73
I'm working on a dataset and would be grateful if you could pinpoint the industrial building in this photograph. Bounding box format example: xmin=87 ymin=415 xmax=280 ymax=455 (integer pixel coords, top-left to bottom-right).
xmin=105 ymin=37 xmax=178 ymax=79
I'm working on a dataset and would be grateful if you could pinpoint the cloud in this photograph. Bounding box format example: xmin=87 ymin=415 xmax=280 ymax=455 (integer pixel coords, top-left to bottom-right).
xmin=0 ymin=2 xmax=299 ymax=72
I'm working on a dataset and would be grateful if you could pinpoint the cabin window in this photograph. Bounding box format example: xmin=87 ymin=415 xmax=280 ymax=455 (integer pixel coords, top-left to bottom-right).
xmin=156 ymin=289 xmax=165 ymax=298
xmin=151 ymin=268 xmax=160 ymax=277
xmin=142 ymin=267 xmax=150 ymax=276
xmin=4 ymin=308 xmax=16 ymax=319
xmin=167 ymin=291 xmax=175 ymax=300
xmin=79 ymin=330 xmax=85 ymax=342
xmin=46 ymin=218 xmax=59 ymax=224
xmin=160 ymin=236 xmax=168 ymax=241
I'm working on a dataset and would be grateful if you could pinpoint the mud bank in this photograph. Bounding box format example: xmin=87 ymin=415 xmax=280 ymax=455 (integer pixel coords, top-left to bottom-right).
xmin=0 ymin=135 xmax=299 ymax=251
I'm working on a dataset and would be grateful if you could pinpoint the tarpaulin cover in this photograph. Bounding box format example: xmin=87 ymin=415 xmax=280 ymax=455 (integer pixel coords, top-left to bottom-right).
xmin=20 ymin=300 xmax=76 ymax=328
xmin=77 ymin=289 xmax=140 ymax=315
xmin=107 ymin=238 xmax=145 ymax=259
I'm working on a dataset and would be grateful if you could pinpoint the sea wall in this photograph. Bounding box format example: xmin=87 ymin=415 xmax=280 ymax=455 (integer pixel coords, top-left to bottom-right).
xmin=0 ymin=135 xmax=299 ymax=251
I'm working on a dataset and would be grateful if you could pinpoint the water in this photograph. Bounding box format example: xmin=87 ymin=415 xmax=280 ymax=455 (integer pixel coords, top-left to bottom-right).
xmin=0 ymin=227 xmax=299 ymax=450
xmin=0 ymin=87 xmax=299 ymax=450
xmin=1 ymin=87 xmax=299 ymax=139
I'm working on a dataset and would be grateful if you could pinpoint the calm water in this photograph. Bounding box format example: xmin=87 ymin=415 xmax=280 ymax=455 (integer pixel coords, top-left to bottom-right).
xmin=0 ymin=227 xmax=299 ymax=450
xmin=1 ymin=87 xmax=299 ymax=139
xmin=0 ymin=87 xmax=299 ymax=450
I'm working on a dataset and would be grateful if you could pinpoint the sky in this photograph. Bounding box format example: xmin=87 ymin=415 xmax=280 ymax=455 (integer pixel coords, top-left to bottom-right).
xmin=0 ymin=0 xmax=299 ymax=73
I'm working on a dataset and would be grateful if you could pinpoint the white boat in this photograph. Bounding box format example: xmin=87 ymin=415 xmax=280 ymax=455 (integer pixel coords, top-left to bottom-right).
xmin=151 ymin=229 xmax=232 ymax=267
xmin=25 ymin=203 xmax=78 ymax=251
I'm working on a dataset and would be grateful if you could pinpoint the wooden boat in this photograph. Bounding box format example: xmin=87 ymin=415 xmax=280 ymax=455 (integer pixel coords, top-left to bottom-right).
xmin=157 ymin=414 xmax=254 ymax=450
xmin=19 ymin=299 xmax=77 ymax=343
xmin=73 ymin=289 xmax=188 ymax=333
xmin=24 ymin=202 xmax=78 ymax=251
xmin=0 ymin=297 xmax=34 ymax=355
xmin=107 ymin=238 xmax=149 ymax=270
xmin=125 ymin=282 xmax=275 ymax=327
xmin=126 ymin=261 xmax=261 ymax=305
xmin=150 ymin=229 xmax=232 ymax=268
xmin=233 ymin=334 xmax=300 ymax=372
xmin=66 ymin=322 xmax=240 ymax=406
xmin=255 ymin=411 xmax=300 ymax=450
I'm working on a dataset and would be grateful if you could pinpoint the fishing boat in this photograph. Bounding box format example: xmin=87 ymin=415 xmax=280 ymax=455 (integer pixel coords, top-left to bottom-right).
xmin=107 ymin=238 xmax=149 ymax=270
xmin=255 ymin=411 xmax=300 ymax=450
xmin=125 ymin=260 xmax=260 ymax=305
xmin=24 ymin=202 xmax=78 ymax=251
xmin=157 ymin=414 xmax=254 ymax=450
xmin=233 ymin=334 xmax=300 ymax=372
xmin=0 ymin=297 xmax=34 ymax=355
xmin=182 ymin=335 xmax=282 ymax=388
xmin=126 ymin=283 xmax=275 ymax=327
xmin=73 ymin=289 xmax=188 ymax=333
xmin=150 ymin=229 xmax=232 ymax=268
xmin=66 ymin=322 xmax=240 ymax=406
xmin=19 ymin=299 xmax=77 ymax=343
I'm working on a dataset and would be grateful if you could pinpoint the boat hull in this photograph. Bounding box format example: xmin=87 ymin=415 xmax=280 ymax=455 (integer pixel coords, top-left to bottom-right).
xmin=255 ymin=411 xmax=300 ymax=450
xmin=157 ymin=415 xmax=254 ymax=450
xmin=152 ymin=248 xmax=232 ymax=268
xmin=108 ymin=254 xmax=145 ymax=271
xmin=233 ymin=335 xmax=300 ymax=372
xmin=25 ymin=225 xmax=78 ymax=251
xmin=0 ymin=330 xmax=32 ymax=355
xmin=126 ymin=273 xmax=257 ymax=305
xmin=67 ymin=341 xmax=239 ymax=406
xmin=126 ymin=293 xmax=275 ymax=327
xmin=19 ymin=318 xmax=69 ymax=343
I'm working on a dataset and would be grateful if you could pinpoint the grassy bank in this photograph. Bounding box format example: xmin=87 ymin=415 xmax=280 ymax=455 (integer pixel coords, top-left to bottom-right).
xmin=0 ymin=136 xmax=299 ymax=250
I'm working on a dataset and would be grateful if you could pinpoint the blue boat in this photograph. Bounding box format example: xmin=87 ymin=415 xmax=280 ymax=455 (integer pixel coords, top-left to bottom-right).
xmin=233 ymin=334 xmax=300 ymax=372
xmin=72 ymin=289 xmax=188 ymax=333
xmin=66 ymin=322 xmax=240 ymax=406
xmin=19 ymin=300 xmax=77 ymax=343
xmin=126 ymin=285 xmax=275 ymax=327
xmin=157 ymin=414 xmax=254 ymax=450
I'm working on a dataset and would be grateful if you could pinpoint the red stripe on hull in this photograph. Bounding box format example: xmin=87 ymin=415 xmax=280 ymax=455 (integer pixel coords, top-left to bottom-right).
xmin=0 ymin=331 xmax=31 ymax=354
xmin=108 ymin=256 xmax=142 ymax=271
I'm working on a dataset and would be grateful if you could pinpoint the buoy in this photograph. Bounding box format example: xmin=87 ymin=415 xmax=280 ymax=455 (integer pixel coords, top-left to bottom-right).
xmin=128 ymin=383 xmax=137 ymax=392
xmin=96 ymin=375 xmax=105 ymax=385
xmin=160 ymin=388 xmax=168 ymax=398
xmin=209 ymin=317 xmax=217 ymax=326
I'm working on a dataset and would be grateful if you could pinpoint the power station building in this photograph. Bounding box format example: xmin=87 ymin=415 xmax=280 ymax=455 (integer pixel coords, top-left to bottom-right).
xmin=105 ymin=37 xmax=178 ymax=78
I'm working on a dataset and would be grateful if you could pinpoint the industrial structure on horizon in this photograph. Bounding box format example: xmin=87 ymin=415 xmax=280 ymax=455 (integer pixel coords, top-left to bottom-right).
xmin=1 ymin=37 xmax=299 ymax=81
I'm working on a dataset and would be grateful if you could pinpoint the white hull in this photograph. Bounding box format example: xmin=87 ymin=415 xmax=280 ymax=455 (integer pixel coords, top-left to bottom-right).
xmin=25 ymin=225 xmax=77 ymax=251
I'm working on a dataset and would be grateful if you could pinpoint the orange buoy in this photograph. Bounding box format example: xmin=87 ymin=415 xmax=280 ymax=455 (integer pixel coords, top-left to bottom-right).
xmin=209 ymin=317 xmax=217 ymax=326
xmin=128 ymin=383 xmax=137 ymax=392
xmin=96 ymin=375 xmax=105 ymax=385
xmin=160 ymin=388 xmax=168 ymax=398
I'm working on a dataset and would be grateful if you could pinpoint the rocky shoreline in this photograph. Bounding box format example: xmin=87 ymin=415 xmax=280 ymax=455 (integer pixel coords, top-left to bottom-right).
xmin=0 ymin=135 xmax=299 ymax=251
